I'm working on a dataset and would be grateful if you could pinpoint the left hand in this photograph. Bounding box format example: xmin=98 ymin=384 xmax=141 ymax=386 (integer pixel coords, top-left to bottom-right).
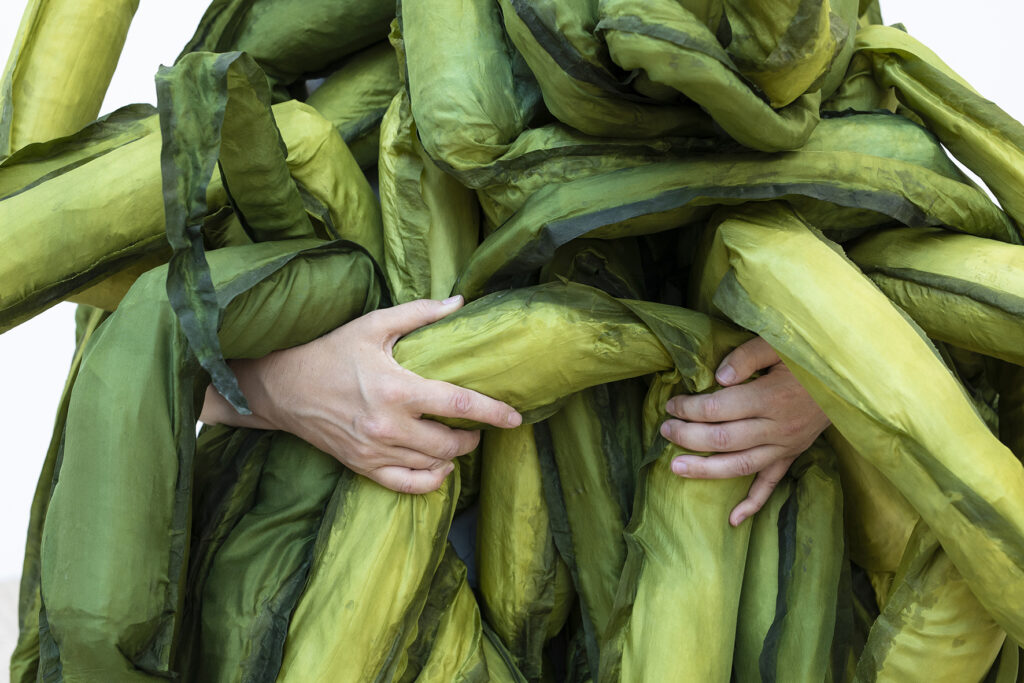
xmin=660 ymin=336 xmax=830 ymax=527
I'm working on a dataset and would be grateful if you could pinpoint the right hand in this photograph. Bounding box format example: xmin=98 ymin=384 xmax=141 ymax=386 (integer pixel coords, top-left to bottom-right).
xmin=200 ymin=295 xmax=522 ymax=493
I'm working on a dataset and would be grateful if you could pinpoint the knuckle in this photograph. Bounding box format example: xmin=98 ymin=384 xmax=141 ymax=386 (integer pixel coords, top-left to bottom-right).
xmin=699 ymin=395 xmax=720 ymax=421
xmin=398 ymin=476 xmax=418 ymax=494
xmin=448 ymin=390 xmax=474 ymax=416
xmin=441 ymin=438 xmax=462 ymax=461
xmin=735 ymin=454 xmax=757 ymax=477
xmin=411 ymin=299 xmax=437 ymax=319
xmin=360 ymin=416 xmax=393 ymax=442
xmin=709 ymin=425 xmax=731 ymax=451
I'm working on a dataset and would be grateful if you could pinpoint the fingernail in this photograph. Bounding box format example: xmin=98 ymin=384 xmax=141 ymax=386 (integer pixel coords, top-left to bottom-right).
xmin=660 ymin=421 xmax=671 ymax=439
xmin=716 ymin=364 xmax=736 ymax=385
xmin=672 ymin=459 xmax=688 ymax=475
xmin=444 ymin=463 xmax=455 ymax=475
xmin=664 ymin=398 xmax=675 ymax=415
xmin=507 ymin=411 xmax=522 ymax=427
xmin=442 ymin=295 xmax=463 ymax=306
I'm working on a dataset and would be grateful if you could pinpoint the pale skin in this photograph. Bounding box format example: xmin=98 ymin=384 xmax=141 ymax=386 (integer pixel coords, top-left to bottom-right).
xmin=202 ymin=297 xmax=830 ymax=521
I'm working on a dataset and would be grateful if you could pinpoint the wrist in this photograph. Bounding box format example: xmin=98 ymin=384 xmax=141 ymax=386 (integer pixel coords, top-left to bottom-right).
xmin=229 ymin=356 xmax=282 ymax=431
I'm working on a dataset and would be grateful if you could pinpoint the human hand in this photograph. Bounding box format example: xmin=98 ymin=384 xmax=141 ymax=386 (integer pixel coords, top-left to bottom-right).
xmin=201 ymin=295 xmax=522 ymax=493
xmin=659 ymin=336 xmax=830 ymax=526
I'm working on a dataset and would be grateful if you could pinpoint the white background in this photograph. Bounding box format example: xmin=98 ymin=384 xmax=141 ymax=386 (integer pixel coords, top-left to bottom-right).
xmin=0 ymin=0 xmax=1022 ymax=652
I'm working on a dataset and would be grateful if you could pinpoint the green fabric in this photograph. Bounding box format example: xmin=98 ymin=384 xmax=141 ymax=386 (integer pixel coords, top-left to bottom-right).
xmin=847 ymin=228 xmax=1024 ymax=366
xmin=400 ymin=0 xmax=542 ymax=180
xmin=476 ymin=424 xmax=570 ymax=680
xmin=305 ymin=41 xmax=401 ymax=169
xmin=179 ymin=0 xmax=394 ymax=93
xmin=455 ymin=113 xmax=1012 ymax=301
xmin=498 ymin=0 xmax=715 ymax=140
xmin=757 ymin=444 xmax=845 ymax=682
xmin=597 ymin=0 xmax=821 ymax=151
xmin=709 ymin=202 xmax=1024 ymax=646
xmin=0 ymin=106 xmax=213 ymax=334
xmin=856 ymin=25 xmax=1024 ymax=239
xmin=378 ymin=88 xmax=479 ymax=303
xmin=37 ymin=239 xmax=381 ymax=679
xmin=0 ymin=0 xmax=139 ymax=156
xmin=599 ymin=370 xmax=752 ymax=682
xmin=855 ymin=522 xmax=1005 ymax=682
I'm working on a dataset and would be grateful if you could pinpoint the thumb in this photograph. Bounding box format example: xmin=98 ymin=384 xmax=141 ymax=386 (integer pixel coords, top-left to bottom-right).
xmin=372 ymin=295 xmax=465 ymax=340
xmin=716 ymin=336 xmax=780 ymax=386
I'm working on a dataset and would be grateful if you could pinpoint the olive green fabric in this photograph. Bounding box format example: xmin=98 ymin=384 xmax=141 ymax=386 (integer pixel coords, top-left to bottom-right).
xmin=155 ymin=51 xmax=382 ymax=412
xmin=0 ymin=61 xmax=380 ymax=336
xmin=455 ymin=113 xmax=1012 ymax=301
xmin=400 ymin=0 xmax=541 ymax=180
xmin=378 ymin=88 xmax=479 ymax=303
xmin=9 ymin=306 xmax=107 ymax=683
xmin=709 ymin=202 xmax=1024 ymax=645
xmin=856 ymin=25 xmax=1024 ymax=238
xmin=497 ymin=0 xmax=714 ymax=140
xmin=477 ymin=424 xmax=572 ymax=680
xmin=597 ymin=0 xmax=821 ymax=151
xmin=754 ymin=444 xmax=845 ymax=682
xmin=599 ymin=369 xmax=753 ymax=682
xmin=37 ymin=239 xmax=382 ymax=679
xmin=305 ymin=41 xmax=401 ymax=169
xmin=0 ymin=106 xmax=184 ymax=332
xmin=856 ymin=522 xmax=1006 ymax=683
xmin=179 ymin=0 xmax=394 ymax=94
xmin=0 ymin=0 xmax=139 ymax=156
xmin=733 ymin=477 xmax=794 ymax=683
xmin=721 ymin=0 xmax=857 ymax=107
xmin=847 ymin=228 xmax=1024 ymax=366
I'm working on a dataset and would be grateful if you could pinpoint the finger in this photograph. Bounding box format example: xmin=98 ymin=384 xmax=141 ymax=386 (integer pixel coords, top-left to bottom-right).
xmin=670 ymin=444 xmax=786 ymax=479
xmin=397 ymin=420 xmax=481 ymax=460
xmin=716 ymin=336 xmax=781 ymax=386
xmin=729 ymin=459 xmax=793 ymax=527
xmin=366 ymin=296 xmax=465 ymax=340
xmin=411 ymin=379 xmax=522 ymax=430
xmin=660 ymin=417 xmax=772 ymax=454
xmin=665 ymin=381 xmax=773 ymax=423
xmin=372 ymin=462 xmax=455 ymax=495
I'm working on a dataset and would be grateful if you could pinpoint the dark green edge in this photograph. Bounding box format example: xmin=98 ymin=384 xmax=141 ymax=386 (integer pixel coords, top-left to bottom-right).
xmin=593 ymin=14 xmax=740 ymax=77
xmin=178 ymin=0 xmax=255 ymax=61
xmin=716 ymin=268 xmax=1024 ymax=575
xmin=758 ymin=492 xmax=799 ymax=683
xmin=506 ymin=0 xmax=652 ymax=101
xmin=157 ymin=52 xmax=248 ymax=412
xmin=0 ymin=103 xmax=156 ymax=169
xmin=829 ymin=548 xmax=856 ymax=681
xmin=0 ymin=235 xmax=167 ymax=335
xmin=865 ymin=266 xmax=1024 ymax=318
xmin=181 ymin=427 xmax=271 ymax=681
xmin=534 ymin=420 xmax=602 ymax=678
xmin=0 ymin=36 xmax=16 ymax=157
xmin=430 ymin=134 xmax=723 ymax=190
xmin=0 ymin=140 xmax=144 ymax=201
xmin=590 ymin=384 xmax=640 ymax=527
xmin=399 ymin=545 xmax=465 ymax=683
xmin=597 ymin=432 xmax=671 ymax=682
xmin=482 ymin=621 xmax=530 ymax=683
xmin=369 ymin=483 xmax=457 ymax=683
xmin=338 ymin=107 xmax=389 ymax=145
xmin=852 ymin=525 xmax=937 ymax=682
xmin=474 ymin=179 xmax=945 ymax=297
